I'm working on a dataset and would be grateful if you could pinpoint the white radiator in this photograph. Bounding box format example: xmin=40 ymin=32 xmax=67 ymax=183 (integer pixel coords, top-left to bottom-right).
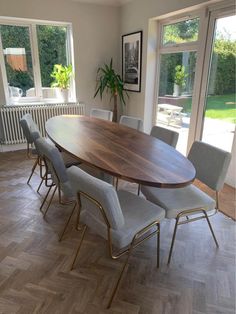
xmin=0 ymin=102 xmax=85 ymax=144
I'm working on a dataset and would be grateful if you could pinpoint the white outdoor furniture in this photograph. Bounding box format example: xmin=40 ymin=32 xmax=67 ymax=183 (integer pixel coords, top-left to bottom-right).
xmin=157 ymin=103 xmax=183 ymax=126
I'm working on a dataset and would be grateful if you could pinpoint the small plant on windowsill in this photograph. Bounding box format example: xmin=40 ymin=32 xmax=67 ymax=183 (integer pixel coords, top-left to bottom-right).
xmin=51 ymin=64 xmax=73 ymax=102
xmin=173 ymin=65 xmax=188 ymax=97
xmin=94 ymin=59 xmax=128 ymax=122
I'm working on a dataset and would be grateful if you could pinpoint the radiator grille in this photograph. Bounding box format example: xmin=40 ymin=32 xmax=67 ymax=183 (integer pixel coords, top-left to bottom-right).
xmin=0 ymin=103 xmax=85 ymax=144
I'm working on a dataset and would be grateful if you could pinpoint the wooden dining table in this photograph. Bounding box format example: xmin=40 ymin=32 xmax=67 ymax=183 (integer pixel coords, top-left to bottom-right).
xmin=45 ymin=115 xmax=196 ymax=188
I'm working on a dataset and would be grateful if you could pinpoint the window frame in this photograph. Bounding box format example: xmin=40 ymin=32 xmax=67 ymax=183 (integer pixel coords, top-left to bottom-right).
xmin=0 ymin=16 xmax=76 ymax=105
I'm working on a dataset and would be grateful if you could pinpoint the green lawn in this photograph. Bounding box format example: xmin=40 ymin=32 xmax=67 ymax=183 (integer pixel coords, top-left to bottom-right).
xmin=184 ymin=94 xmax=236 ymax=123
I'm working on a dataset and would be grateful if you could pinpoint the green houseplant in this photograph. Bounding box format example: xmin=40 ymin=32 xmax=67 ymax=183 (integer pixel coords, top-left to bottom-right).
xmin=173 ymin=65 xmax=188 ymax=96
xmin=51 ymin=64 xmax=73 ymax=101
xmin=94 ymin=59 xmax=128 ymax=122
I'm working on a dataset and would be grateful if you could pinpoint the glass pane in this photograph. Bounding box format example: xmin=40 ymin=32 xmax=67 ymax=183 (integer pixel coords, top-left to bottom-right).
xmin=0 ymin=24 xmax=35 ymax=98
xmin=162 ymin=18 xmax=199 ymax=46
xmin=37 ymin=25 xmax=68 ymax=98
xmin=202 ymin=15 xmax=236 ymax=152
xmin=156 ymin=51 xmax=197 ymax=155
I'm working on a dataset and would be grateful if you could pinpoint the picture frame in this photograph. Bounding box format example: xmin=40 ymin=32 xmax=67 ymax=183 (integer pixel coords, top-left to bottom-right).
xmin=122 ymin=31 xmax=142 ymax=92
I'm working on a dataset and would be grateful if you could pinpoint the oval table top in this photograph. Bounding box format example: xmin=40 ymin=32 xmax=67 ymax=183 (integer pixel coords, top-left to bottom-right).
xmin=45 ymin=115 xmax=196 ymax=188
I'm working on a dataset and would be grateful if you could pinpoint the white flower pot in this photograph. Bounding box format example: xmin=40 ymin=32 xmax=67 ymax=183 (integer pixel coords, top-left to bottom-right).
xmin=173 ymin=84 xmax=181 ymax=97
xmin=55 ymin=88 xmax=70 ymax=102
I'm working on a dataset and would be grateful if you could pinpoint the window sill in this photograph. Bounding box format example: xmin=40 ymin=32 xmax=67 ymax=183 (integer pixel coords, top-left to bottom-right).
xmin=7 ymin=97 xmax=77 ymax=106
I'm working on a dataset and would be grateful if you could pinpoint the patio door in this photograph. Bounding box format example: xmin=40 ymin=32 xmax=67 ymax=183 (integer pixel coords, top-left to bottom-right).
xmin=155 ymin=16 xmax=201 ymax=155
xmin=197 ymin=10 xmax=236 ymax=153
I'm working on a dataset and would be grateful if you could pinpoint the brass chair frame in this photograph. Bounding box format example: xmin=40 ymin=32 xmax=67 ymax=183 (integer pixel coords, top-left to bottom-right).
xmin=71 ymin=190 xmax=161 ymax=309
xmin=39 ymin=155 xmax=77 ymax=241
xmin=167 ymin=201 xmax=219 ymax=264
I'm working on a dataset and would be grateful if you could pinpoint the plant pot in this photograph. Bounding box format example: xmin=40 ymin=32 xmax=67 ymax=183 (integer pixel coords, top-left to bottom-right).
xmin=55 ymin=88 xmax=70 ymax=102
xmin=173 ymin=84 xmax=181 ymax=97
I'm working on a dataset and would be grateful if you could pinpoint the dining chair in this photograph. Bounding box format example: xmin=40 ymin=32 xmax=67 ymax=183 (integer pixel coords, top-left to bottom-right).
xmin=67 ymin=166 xmax=165 ymax=308
xmin=20 ymin=113 xmax=80 ymax=189
xmin=20 ymin=113 xmax=47 ymax=185
xmin=20 ymin=113 xmax=40 ymax=158
xmin=119 ymin=115 xmax=143 ymax=131
xmin=90 ymin=108 xmax=113 ymax=121
xmin=141 ymin=141 xmax=231 ymax=264
xmin=117 ymin=115 xmax=143 ymax=191
xmin=34 ymin=135 xmax=77 ymax=240
xmin=150 ymin=125 xmax=179 ymax=148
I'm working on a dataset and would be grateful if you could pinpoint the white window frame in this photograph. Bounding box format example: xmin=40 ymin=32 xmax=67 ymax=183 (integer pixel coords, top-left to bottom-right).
xmin=154 ymin=0 xmax=235 ymax=154
xmin=155 ymin=10 xmax=207 ymax=153
xmin=0 ymin=16 xmax=76 ymax=105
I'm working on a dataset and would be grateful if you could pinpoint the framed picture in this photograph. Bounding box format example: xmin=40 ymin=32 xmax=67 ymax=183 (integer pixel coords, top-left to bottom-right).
xmin=122 ymin=31 xmax=142 ymax=92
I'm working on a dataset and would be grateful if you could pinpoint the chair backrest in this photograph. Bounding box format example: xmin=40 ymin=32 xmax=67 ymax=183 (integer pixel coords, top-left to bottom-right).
xmin=67 ymin=166 xmax=124 ymax=230
xmin=34 ymin=136 xmax=73 ymax=197
xmin=119 ymin=115 xmax=143 ymax=131
xmin=90 ymin=108 xmax=113 ymax=121
xmin=188 ymin=141 xmax=231 ymax=191
xmin=19 ymin=113 xmax=40 ymax=144
xmin=150 ymin=126 xmax=179 ymax=148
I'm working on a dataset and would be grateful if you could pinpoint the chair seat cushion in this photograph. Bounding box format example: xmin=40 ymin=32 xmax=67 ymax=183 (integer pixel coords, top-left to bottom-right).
xmin=141 ymin=184 xmax=216 ymax=219
xmin=80 ymin=190 xmax=165 ymax=249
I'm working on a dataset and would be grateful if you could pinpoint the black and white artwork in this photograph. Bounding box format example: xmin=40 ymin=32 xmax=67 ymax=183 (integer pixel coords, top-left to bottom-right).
xmin=122 ymin=31 xmax=142 ymax=92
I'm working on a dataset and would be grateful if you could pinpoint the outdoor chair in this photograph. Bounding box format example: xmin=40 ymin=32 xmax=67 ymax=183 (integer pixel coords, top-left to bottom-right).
xmin=141 ymin=141 xmax=231 ymax=264
xmin=90 ymin=108 xmax=113 ymax=121
xmin=119 ymin=115 xmax=143 ymax=131
xmin=150 ymin=125 xmax=179 ymax=148
xmin=67 ymin=166 xmax=165 ymax=308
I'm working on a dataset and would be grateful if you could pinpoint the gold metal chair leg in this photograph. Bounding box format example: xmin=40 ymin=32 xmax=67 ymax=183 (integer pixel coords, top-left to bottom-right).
xmin=137 ymin=184 xmax=141 ymax=196
xmin=27 ymin=142 xmax=30 ymax=158
xmin=203 ymin=210 xmax=219 ymax=247
xmin=27 ymin=158 xmax=38 ymax=184
xmin=37 ymin=177 xmax=44 ymax=193
xmin=70 ymin=225 xmax=87 ymax=270
xmin=216 ymin=191 xmax=219 ymax=210
xmin=107 ymin=240 xmax=134 ymax=309
xmin=43 ymin=186 xmax=57 ymax=218
xmin=168 ymin=217 xmax=179 ymax=265
xmin=156 ymin=223 xmax=160 ymax=268
xmin=59 ymin=202 xmax=77 ymax=242
xmin=40 ymin=185 xmax=52 ymax=211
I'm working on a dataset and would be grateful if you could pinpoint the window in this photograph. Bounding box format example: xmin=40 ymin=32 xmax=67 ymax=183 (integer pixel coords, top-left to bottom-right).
xmin=0 ymin=18 xmax=75 ymax=104
xmin=162 ymin=18 xmax=199 ymax=46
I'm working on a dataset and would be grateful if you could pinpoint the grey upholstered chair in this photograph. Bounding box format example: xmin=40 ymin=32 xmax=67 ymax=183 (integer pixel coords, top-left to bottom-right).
xmin=90 ymin=108 xmax=113 ymax=121
xmin=150 ymin=125 xmax=179 ymax=148
xmin=141 ymin=141 xmax=231 ymax=264
xmin=34 ymin=136 xmax=77 ymax=241
xmin=20 ymin=113 xmax=46 ymax=185
xmin=119 ymin=115 xmax=143 ymax=131
xmin=20 ymin=113 xmax=41 ymax=158
xmin=20 ymin=113 xmax=80 ymax=188
xmin=67 ymin=166 xmax=165 ymax=308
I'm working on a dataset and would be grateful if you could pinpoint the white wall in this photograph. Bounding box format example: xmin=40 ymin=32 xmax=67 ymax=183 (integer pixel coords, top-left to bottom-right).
xmin=0 ymin=0 xmax=120 ymax=115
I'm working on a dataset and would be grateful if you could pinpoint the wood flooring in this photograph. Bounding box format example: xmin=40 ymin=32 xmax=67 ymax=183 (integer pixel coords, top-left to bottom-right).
xmin=0 ymin=150 xmax=235 ymax=314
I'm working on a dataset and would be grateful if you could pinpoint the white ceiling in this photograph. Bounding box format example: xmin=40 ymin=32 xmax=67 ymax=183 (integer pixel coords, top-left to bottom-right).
xmin=72 ymin=0 xmax=132 ymax=6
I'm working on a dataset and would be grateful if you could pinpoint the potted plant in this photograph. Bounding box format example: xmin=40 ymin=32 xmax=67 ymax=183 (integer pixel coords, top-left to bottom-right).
xmin=51 ymin=64 xmax=73 ymax=102
xmin=94 ymin=59 xmax=128 ymax=122
xmin=173 ymin=65 xmax=188 ymax=97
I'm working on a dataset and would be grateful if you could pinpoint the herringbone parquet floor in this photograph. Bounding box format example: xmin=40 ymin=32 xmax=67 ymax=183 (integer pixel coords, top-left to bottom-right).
xmin=0 ymin=150 xmax=235 ymax=314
